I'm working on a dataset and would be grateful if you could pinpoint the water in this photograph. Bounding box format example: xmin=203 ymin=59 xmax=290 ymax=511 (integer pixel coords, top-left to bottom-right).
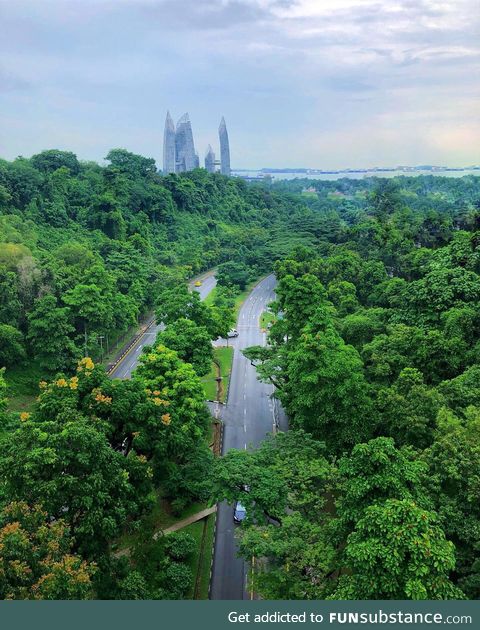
xmin=232 ymin=169 xmax=480 ymax=181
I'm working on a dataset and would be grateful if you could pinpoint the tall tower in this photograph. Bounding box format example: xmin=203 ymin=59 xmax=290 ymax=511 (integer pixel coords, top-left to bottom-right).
xmin=163 ymin=111 xmax=176 ymax=174
xmin=205 ymin=145 xmax=215 ymax=173
xmin=175 ymin=113 xmax=197 ymax=172
xmin=218 ymin=116 xmax=231 ymax=176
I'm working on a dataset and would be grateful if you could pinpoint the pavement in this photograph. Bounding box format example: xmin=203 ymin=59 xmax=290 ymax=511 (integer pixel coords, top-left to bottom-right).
xmin=108 ymin=272 xmax=217 ymax=379
xmin=155 ymin=506 xmax=217 ymax=537
xmin=210 ymin=274 xmax=287 ymax=600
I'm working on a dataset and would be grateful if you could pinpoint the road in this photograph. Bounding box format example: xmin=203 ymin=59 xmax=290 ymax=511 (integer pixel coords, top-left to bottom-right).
xmin=210 ymin=274 xmax=287 ymax=600
xmin=109 ymin=273 xmax=217 ymax=379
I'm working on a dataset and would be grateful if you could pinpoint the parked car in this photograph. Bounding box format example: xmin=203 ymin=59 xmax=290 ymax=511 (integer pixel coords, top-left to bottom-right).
xmin=227 ymin=329 xmax=239 ymax=338
xmin=194 ymin=280 xmax=202 ymax=287
xmin=233 ymin=501 xmax=246 ymax=523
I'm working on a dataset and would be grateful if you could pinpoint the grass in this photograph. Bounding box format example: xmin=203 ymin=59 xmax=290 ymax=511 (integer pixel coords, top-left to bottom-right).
xmin=201 ymin=346 xmax=233 ymax=402
xmin=203 ymin=287 xmax=217 ymax=306
xmin=4 ymin=361 xmax=43 ymax=412
xmin=184 ymin=512 xmax=216 ymax=599
xmin=260 ymin=310 xmax=275 ymax=330
xmin=184 ymin=519 xmax=206 ymax=599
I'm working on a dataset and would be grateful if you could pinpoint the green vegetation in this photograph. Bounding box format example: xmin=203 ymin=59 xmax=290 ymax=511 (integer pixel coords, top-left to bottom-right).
xmin=201 ymin=346 xmax=233 ymax=402
xmin=1 ymin=147 xmax=480 ymax=600
xmin=219 ymin=175 xmax=480 ymax=601
xmin=0 ymin=149 xmax=317 ymax=406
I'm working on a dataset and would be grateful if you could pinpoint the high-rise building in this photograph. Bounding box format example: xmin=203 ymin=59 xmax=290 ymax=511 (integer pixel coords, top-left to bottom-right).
xmin=163 ymin=111 xmax=176 ymax=174
xmin=205 ymin=145 xmax=215 ymax=173
xmin=219 ymin=116 xmax=231 ymax=176
xmin=175 ymin=113 xmax=197 ymax=173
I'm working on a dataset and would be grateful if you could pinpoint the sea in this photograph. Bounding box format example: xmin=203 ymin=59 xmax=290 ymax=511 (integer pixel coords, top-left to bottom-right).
xmin=232 ymin=169 xmax=480 ymax=182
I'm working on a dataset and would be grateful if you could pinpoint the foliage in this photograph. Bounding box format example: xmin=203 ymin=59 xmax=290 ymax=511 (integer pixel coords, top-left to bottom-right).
xmin=0 ymin=501 xmax=95 ymax=600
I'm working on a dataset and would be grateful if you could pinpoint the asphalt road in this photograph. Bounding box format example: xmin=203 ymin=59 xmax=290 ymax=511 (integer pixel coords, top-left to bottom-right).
xmin=108 ymin=273 xmax=217 ymax=379
xmin=210 ymin=274 xmax=287 ymax=600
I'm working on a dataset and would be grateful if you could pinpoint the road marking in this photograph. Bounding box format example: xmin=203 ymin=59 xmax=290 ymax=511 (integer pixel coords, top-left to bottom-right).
xmin=244 ymin=443 xmax=247 ymax=450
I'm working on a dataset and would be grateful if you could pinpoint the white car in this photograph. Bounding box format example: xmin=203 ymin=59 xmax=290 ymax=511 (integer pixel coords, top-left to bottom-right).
xmin=227 ymin=329 xmax=239 ymax=338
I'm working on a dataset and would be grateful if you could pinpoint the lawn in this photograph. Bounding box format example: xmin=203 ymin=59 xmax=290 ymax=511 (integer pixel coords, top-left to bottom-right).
xmin=260 ymin=310 xmax=275 ymax=330
xmin=201 ymin=346 xmax=233 ymax=402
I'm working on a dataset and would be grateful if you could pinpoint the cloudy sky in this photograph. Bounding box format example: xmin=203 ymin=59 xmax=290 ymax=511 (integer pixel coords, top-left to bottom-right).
xmin=0 ymin=0 xmax=479 ymax=169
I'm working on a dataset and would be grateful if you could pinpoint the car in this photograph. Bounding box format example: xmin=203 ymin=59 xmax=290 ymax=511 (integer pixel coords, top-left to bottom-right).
xmin=233 ymin=500 xmax=246 ymax=523
xmin=227 ymin=329 xmax=239 ymax=338
xmin=194 ymin=280 xmax=202 ymax=287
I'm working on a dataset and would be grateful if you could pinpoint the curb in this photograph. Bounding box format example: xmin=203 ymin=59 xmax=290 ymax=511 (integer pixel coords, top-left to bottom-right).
xmin=107 ymin=317 xmax=156 ymax=376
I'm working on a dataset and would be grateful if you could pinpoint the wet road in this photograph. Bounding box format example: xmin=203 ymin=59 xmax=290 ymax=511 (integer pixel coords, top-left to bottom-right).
xmin=210 ymin=274 xmax=287 ymax=600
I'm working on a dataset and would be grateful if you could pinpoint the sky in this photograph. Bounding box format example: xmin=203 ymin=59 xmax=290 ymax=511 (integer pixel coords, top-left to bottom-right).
xmin=0 ymin=0 xmax=479 ymax=169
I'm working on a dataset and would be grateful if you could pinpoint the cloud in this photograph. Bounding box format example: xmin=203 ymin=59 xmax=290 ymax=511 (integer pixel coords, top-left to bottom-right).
xmin=0 ymin=0 xmax=478 ymax=168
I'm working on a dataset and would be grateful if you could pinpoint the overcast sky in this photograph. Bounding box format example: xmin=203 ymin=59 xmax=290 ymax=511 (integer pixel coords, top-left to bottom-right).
xmin=0 ymin=0 xmax=479 ymax=169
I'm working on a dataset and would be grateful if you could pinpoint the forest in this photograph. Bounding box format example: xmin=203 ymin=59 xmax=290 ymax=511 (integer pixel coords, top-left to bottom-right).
xmin=219 ymin=174 xmax=480 ymax=600
xmin=0 ymin=148 xmax=479 ymax=599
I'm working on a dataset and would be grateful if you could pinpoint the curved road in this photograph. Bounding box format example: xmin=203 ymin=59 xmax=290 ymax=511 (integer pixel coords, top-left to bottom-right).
xmin=109 ymin=273 xmax=217 ymax=379
xmin=210 ymin=274 xmax=287 ymax=600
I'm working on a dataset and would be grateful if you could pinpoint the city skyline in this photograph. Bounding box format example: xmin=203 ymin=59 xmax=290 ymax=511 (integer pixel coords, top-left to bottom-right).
xmin=163 ymin=111 xmax=230 ymax=175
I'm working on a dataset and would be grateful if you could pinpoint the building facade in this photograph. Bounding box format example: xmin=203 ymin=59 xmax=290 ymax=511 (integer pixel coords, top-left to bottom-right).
xmin=219 ymin=116 xmax=231 ymax=176
xmin=175 ymin=113 xmax=197 ymax=172
xmin=163 ymin=111 xmax=176 ymax=174
xmin=205 ymin=145 xmax=216 ymax=173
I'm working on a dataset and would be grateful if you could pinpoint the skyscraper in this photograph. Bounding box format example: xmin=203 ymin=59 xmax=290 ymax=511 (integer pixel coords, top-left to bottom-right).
xmin=163 ymin=111 xmax=176 ymax=174
xmin=218 ymin=116 xmax=231 ymax=176
xmin=205 ymin=145 xmax=215 ymax=173
xmin=175 ymin=113 xmax=197 ymax=173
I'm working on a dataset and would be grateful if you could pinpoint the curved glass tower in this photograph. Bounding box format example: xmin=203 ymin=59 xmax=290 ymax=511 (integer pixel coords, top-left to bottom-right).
xmin=175 ymin=113 xmax=197 ymax=172
xmin=205 ymin=145 xmax=215 ymax=173
xmin=219 ymin=116 xmax=231 ymax=176
xmin=163 ymin=111 xmax=176 ymax=174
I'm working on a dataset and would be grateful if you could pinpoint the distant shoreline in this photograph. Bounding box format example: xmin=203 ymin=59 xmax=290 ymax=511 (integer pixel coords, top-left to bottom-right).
xmin=232 ymin=167 xmax=480 ymax=181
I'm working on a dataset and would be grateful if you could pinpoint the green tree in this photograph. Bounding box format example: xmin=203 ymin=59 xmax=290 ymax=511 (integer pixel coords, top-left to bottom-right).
xmin=0 ymin=266 xmax=21 ymax=326
xmin=422 ymin=411 xmax=480 ymax=598
xmin=375 ymin=368 xmax=445 ymax=449
xmin=0 ymin=324 xmax=25 ymax=367
xmin=216 ymin=261 xmax=250 ymax=290
xmin=281 ymin=309 xmax=372 ymax=452
xmin=0 ymin=415 xmax=142 ymax=557
xmin=155 ymin=285 xmax=221 ymax=339
xmin=156 ymin=318 xmax=213 ymax=376
xmin=0 ymin=501 xmax=94 ymax=600
xmin=30 ymin=149 xmax=80 ymax=175
xmin=27 ymin=295 xmax=78 ymax=371
xmin=331 ymin=499 xmax=463 ymax=600
xmin=135 ymin=344 xmax=213 ymax=503
xmin=335 ymin=437 xmax=429 ymax=534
